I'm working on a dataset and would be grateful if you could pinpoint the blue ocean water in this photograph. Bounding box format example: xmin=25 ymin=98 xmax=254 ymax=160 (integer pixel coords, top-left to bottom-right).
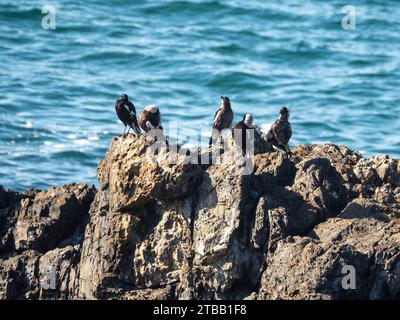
xmin=0 ymin=0 xmax=399 ymax=191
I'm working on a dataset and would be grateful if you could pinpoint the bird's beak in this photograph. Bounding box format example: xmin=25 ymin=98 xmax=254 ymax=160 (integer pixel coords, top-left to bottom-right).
xmin=220 ymin=96 xmax=224 ymax=100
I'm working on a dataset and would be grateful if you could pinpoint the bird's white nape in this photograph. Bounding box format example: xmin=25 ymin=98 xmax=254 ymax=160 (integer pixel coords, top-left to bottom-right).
xmin=244 ymin=114 xmax=253 ymax=127
xmin=145 ymin=105 xmax=158 ymax=114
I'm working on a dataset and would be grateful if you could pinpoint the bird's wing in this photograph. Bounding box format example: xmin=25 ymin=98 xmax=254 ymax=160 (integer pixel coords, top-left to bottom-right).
xmin=139 ymin=111 xmax=148 ymax=132
xmin=213 ymin=108 xmax=223 ymax=130
xmin=125 ymin=102 xmax=141 ymax=134
xmin=132 ymin=115 xmax=141 ymax=134
xmin=115 ymin=100 xmax=127 ymax=124
xmin=127 ymin=101 xmax=136 ymax=114
xmin=124 ymin=102 xmax=136 ymax=118
xmin=266 ymin=120 xmax=278 ymax=145
xmin=287 ymin=123 xmax=292 ymax=140
xmin=271 ymin=120 xmax=279 ymax=136
xmin=274 ymin=121 xmax=291 ymax=145
xmin=226 ymin=110 xmax=234 ymax=128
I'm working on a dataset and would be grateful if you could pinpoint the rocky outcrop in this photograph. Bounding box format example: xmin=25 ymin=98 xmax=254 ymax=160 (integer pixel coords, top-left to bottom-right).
xmin=0 ymin=135 xmax=399 ymax=300
xmin=0 ymin=184 xmax=95 ymax=299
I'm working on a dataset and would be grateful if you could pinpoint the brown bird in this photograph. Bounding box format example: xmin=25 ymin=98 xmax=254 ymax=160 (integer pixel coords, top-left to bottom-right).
xmin=139 ymin=105 xmax=162 ymax=132
xmin=233 ymin=113 xmax=253 ymax=156
xmin=267 ymin=106 xmax=292 ymax=155
xmin=115 ymin=94 xmax=141 ymax=135
xmin=209 ymin=96 xmax=234 ymax=146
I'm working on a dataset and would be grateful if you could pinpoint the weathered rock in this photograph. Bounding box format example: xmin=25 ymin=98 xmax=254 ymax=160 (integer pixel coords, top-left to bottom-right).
xmin=259 ymin=197 xmax=400 ymax=299
xmin=254 ymin=152 xmax=296 ymax=187
xmin=97 ymin=135 xmax=203 ymax=211
xmin=77 ymin=190 xmax=138 ymax=299
xmin=133 ymin=206 xmax=192 ymax=289
xmin=1 ymin=133 xmax=399 ymax=300
xmin=0 ymin=186 xmax=21 ymax=210
xmin=289 ymin=157 xmax=349 ymax=227
xmin=0 ymin=250 xmax=40 ymax=299
xmin=11 ymin=184 xmax=96 ymax=252
xmin=191 ymin=160 xmax=262 ymax=299
xmin=38 ymin=245 xmax=81 ymax=300
xmin=353 ymin=156 xmax=399 ymax=194
xmin=0 ymin=183 xmax=96 ymax=300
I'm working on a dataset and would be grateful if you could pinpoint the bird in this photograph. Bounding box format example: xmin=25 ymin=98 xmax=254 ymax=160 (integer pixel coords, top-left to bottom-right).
xmin=233 ymin=113 xmax=254 ymax=156
xmin=139 ymin=105 xmax=163 ymax=132
xmin=266 ymin=106 xmax=292 ymax=155
xmin=115 ymin=94 xmax=141 ymax=136
xmin=209 ymin=96 xmax=234 ymax=146
xmin=139 ymin=105 xmax=169 ymax=147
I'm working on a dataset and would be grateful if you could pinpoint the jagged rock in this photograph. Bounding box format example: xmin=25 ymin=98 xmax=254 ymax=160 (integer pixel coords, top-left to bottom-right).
xmin=191 ymin=160 xmax=262 ymax=299
xmin=293 ymin=144 xmax=361 ymax=164
xmin=251 ymin=197 xmax=270 ymax=250
xmin=1 ymin=183 xmax=95 ymax=255
xmin=1 ymin=133 xmax=399 ymax=300
xmin=289 ymin=157 xmax=348 ymax=228
xmin=293 ymin=144 xmax=362 ymax=195
xmin=11 ymin=184 xmax=96 ymax=252
xmin=97 ymin=135 xmax=202 ymax=211
xmin=259 ymin=197 xmax=400 ymax=300
xmin=78 ymin=190 xmax=138 ymax=299
xmin=38 ymin=245 xmax=81 ymax=300
xmin=133 ymin=207 xmax=192 ymax=289
xmin=254 ymin=152 xmax=296 ymax=187
xmin=0 ymin=186 xmax=21 ymax=210
xmin=0 ymin=187 xmax=22 ymax=254
xmin=120 ymin=286 xmax=175 ymax=300
xmin=353 ymin=156 xmax=399 ymax=191
xmin=0 ymin=183 xmax=95 ymax=300
xmin=0 ymin=250 xmax=40 ymax=299
xmin=78 ymin=136 xmax=203 ymax=299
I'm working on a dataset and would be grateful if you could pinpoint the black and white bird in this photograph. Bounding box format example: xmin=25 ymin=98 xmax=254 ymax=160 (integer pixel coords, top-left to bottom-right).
xmin=209 ymin=96 xmax=234 ymax=146
xmin=267 ymin=106 xmax=292 ymax=155
xmin=115 ymin=94 xmax=141 ymax=135
xmin=233 ymin=113 xmax=253 ymax=156
xmin=139 ymin=105 xmax=163 ymax=132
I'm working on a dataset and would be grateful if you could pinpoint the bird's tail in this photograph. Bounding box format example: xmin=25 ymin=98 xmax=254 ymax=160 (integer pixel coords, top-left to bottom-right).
xmin=131 ymin=121 xmax=141 ymax=135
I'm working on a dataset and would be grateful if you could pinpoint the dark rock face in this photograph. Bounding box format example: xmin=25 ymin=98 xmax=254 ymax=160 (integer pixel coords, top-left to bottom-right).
xmin=0 ymin=184 xmax=96 ymax=299
xmin=259 ymin=197 xmax=400 ymax=300
xmin=0 ymin=135 xmax=399 ymax=300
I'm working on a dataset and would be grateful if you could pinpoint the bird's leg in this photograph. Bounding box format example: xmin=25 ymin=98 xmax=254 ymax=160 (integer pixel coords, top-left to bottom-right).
xmin=273 ymin=144 xmax=286 ymax=155
xmin=126 ymin=127 xmax=131 ymax=135
xmin=284 ymin=144 xmax=293 ymax=157
xmin=123 ymin=125 xmax=127 ymax=136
